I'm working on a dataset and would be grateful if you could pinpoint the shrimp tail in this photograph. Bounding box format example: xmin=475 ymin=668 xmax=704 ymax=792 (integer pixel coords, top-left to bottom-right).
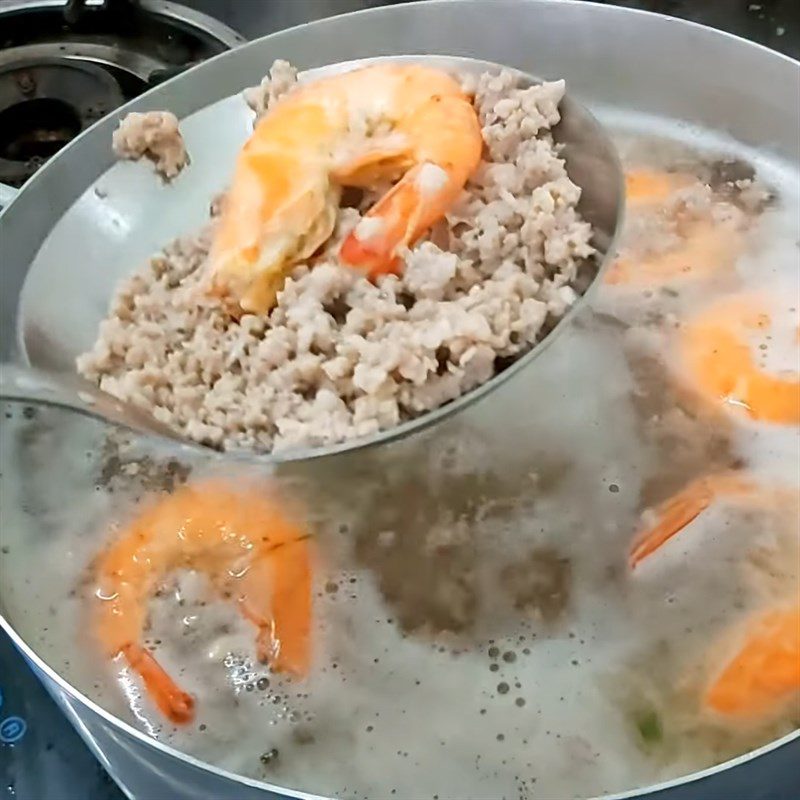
xmin=340 ymin=92 xmax=482 ymax=277
xmin=629 ymin=473 xmax=754 ymax=568
xmin=269 ymin=538 xmax=312 ymax=676
xmin=339 ymin=165 xmax=427 ymax=276
xmin=123 ymin=643 xmax=195 ymax=724
xmin=241 ymin=536 xmax=312 ymax=678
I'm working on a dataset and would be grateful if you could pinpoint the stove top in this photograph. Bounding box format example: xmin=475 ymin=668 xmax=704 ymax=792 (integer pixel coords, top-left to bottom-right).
xmin=1 ymin=633 xmax=124 ymax=800
xmin=0 ymin=0 xmax=243 ymax=189
xmin=0 ymin=2 xmax=797 ymax=799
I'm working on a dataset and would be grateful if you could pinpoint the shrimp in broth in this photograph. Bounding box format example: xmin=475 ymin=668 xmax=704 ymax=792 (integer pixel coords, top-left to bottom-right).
xmin=605 ymin=169 xmax=744 ymax=288
xmin=629 ymin=476 xmax=800 ymax=723
xmin=91 ymin=480 xmax=311 ymax=723
xmin=678 ymin=294 xmax=800 ymax=425
xmin=601 ymin=155 xmax=800 ymax=732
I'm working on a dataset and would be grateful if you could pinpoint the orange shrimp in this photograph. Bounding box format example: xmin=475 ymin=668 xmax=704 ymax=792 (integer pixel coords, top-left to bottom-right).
xmin=679 ymin=293 xmax=800 ymax=425
xmin=628 ymin=471 xmax=799 ymax=569
xmin=704 ymin=605 xmax=800 ymax=719
xmin=605 ymin=169 xmax=741 ymax=287
xmin=208 ymin=64 xmax=482 ymax=314
xmin=629 ymin=475 xmax=800 ymax=720
xmin=91 ymin=480 xmax=311 ymax=724
xmin=624 ymin=168 xmax=692 ymax=205
xmin=628 ymin=471 xmax=758 ymax=569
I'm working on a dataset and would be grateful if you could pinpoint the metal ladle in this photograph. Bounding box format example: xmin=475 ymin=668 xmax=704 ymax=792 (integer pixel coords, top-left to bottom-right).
xmin=4 ymin=56 xmax=624 ymax=458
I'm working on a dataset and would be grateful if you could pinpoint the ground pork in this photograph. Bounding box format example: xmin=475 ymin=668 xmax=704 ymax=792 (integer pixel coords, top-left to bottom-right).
xmin=79 ymin=64 xmax=596 ymax=453
xmin=112 ymin=111 xmax=189 ymax=179
xmin=242 ymin=59 xmax=298 ymax=123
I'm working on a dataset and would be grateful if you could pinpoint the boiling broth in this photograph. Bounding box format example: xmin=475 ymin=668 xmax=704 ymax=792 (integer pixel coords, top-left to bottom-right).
xmin=1 ymin=125 xmax=798 ymax=799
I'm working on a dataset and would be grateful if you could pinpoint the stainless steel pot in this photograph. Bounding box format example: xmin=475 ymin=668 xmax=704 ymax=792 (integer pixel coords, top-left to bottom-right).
xmin=1 ymin=2 xmax=798 ymax=798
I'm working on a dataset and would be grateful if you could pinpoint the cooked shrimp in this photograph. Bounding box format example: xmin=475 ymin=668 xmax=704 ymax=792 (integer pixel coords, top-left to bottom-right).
xmin=91 ymin=480 xmax=311 ymax=724
xmin=630 ymin=475 xmax=800 ymax=720
xmin=207 ymin=63 xmax=483 ymax=314
xmin=628 ymin=471 xmax=758 ymax=568
xmin=703 ymin=604 xmax=800 ymax=719
xmin=605 ymin=169 xmax=741 ymax=287
xmin=628 ymin=471 xmax=799 ymax=568
xmin=679 ymin=293 xmax=800 ymax=425
xmin=624 ymin=168 xmax=691 ymax=205
xmin=606 ymin=221 xmax=740 ymax=287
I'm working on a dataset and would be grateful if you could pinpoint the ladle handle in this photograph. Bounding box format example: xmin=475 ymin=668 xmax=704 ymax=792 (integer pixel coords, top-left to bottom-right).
xmin=0 ymin=363 xmax=184 ymax=444
xmin=0 ymin=183 xmax=18 ymax=211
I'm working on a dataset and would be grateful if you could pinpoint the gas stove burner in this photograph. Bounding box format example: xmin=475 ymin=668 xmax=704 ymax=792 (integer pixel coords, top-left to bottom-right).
xmin=0 ymin=0 xmax=243 ymax=187
xmin=0 ymin=58 xmax=124 ymax=187
xmin=0 ymin=0 xmax=244 ymax=94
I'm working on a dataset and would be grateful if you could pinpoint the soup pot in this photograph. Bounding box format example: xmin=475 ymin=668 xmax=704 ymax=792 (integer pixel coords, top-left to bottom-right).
xmin=0 ymin=1 xmax=798 ymax=798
